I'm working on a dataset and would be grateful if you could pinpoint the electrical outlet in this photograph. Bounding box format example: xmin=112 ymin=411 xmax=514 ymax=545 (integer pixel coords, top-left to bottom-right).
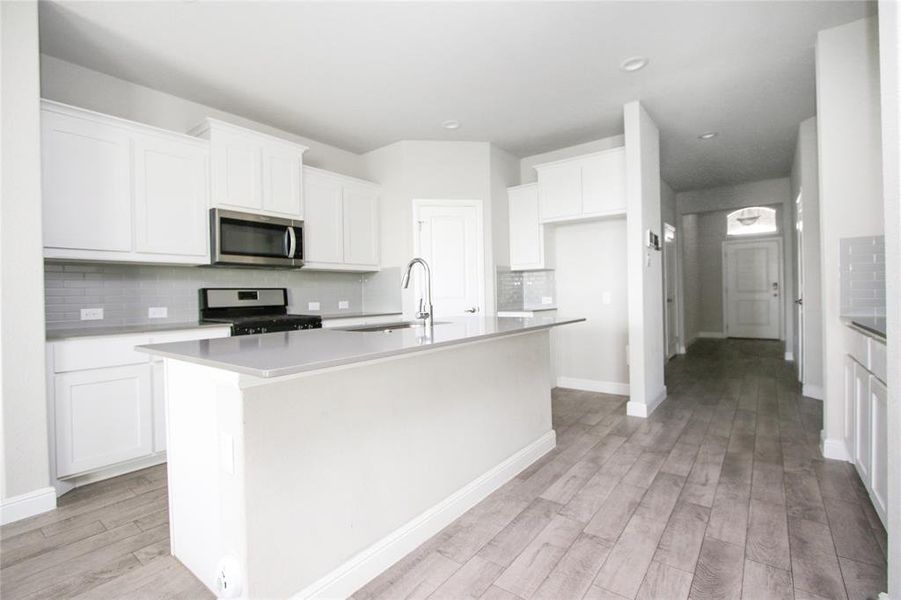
xmin=338 ymin=300 xmax=349 ymax=310
xmin=541 ymin=296 xmax=553 ymax=305
xmin=308 ymin=301 xmax=320 ymax=311
xmin=80 ymin=308 xmax=103 ymax=321
xmin=148 ymin=306 xmax=168 ymax=319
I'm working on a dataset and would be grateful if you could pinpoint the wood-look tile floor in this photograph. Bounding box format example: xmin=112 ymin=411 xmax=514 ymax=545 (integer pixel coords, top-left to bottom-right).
xmin=0 ymin=339 xmax=888 ymax=599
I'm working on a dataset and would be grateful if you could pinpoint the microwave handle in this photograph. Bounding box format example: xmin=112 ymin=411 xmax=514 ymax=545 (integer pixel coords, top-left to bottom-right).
xmin=287 ymin=227 xmax=297 ymax=258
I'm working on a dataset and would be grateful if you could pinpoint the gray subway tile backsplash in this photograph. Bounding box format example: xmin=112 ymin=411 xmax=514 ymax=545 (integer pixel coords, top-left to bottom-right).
xmin=840 ymin=235 xmax=886 ymax=317
xmin=44 ymin=261 xmax=402 ymax=330
xmin=496 ymin=268 xmax=556 ymax=311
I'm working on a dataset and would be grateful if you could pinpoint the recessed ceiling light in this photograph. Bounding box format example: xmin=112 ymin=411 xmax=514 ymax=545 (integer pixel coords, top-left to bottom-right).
xmin=619 ymin=56 xmax=649 ymax=72
xmin=441 ymin=120 xmax=461 ymax=130
xmin=698 ymin=132 xmax=718 ymax=140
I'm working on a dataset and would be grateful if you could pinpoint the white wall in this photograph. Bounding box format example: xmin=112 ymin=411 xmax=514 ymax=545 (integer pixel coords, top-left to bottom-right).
xmin=625 ymin=101 xmax=666 ymax=417
xmin=680 ymin=213 xmax=701 ymax=347
xmin=490 ymin=145 xmax=521 ymax=268
xmin=40 ymin=55 xmax=367 ymax=178
xmin=790 ymin=117 xmax=824 ymax=397
xmin=676 ymin=178 xmax=793 ymax=350
xmin=1 ymin=1 xmax=54 ymax=514
xmin=877 ymin=2 xmax=900 ymax=595
xmin=816 ymin=17 xmax=885 ymax=458
xmin=363 ymin=141 xmax=512 ymax=317
xmin=552 ymin=221 xmax=629 ymax=392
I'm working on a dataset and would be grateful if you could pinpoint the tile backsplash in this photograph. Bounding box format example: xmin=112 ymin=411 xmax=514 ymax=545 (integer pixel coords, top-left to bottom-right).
xmin=840 ymin=235 xmax=886 ymax=317
xmin=45 ymin=262 xmax=402 ymax=330
xmin=496 ymin=268 xmax=556 ymax=311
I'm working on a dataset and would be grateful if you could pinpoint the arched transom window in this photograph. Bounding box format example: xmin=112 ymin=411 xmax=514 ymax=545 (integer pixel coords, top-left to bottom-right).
xmin=726 ymin=206 xmax=777 ymax=236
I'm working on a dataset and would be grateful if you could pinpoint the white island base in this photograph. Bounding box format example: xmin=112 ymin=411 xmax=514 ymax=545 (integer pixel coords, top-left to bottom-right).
xmin=164 ymin=329 xmax=556 ymax=599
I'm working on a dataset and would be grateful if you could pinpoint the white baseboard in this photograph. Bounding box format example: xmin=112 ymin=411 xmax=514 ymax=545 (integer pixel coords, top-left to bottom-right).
xmin=627 ymin=386 xmax=667 ymax=418
xmin=677 ymin=343 xmax=688 ymax=355
xmin=697 ymin=331 xmax=726 ymax=339
xmin=802 ymin=384 xmax=824 ymax=401
xmin=292 ymin=430 xmax=557 ymax=600
xmin=784 ymin=352 xmax=794 ymax=361
xmin=555 ymin=377 xmax=629 ymax=396
xmin=820 ymin=432 xmax=851 ymax=462
xmin=1 ymin=486 xmax=57 ymax=525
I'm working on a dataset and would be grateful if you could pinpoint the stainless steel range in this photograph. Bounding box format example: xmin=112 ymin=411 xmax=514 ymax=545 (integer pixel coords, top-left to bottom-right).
xmin=199 ymin=288 xmax=321 ymax=336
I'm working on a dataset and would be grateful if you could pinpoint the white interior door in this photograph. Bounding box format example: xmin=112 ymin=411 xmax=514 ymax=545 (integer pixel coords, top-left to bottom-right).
xmin=663 ymin=223 xmax=679 ymax=358
xmin=724 ymin=238 xmax=782 ymax=339
xmin=413 ymin=201 xmax=484 ymax=317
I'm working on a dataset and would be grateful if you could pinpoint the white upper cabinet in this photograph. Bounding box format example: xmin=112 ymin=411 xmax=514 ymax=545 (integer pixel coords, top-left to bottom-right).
xmin=508 ymin=183 xmax=552 ymax=271
xmin=304 ymin=169 xmax=344 ymax=265
xmin=41 ymin=101 xmax=210 ymax=265
xmin=342 ymin=183 xmax=379 ymax=267
xmin=193 ymin=119 xmax=307 ymax=220
xmin=535 ymin=146 xmax=626 ymax=223
xmin=133 ymin=133 xmax=209 ymax=257
xmin=42 ymin=107 xmax=133 ymax=253
xmin=303 ymin=167 xmax=380 ymax=271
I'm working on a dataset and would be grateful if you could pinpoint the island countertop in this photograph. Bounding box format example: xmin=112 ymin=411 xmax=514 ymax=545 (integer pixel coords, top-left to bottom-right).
xmin=136 ymin=315 xmax=584 ymax=378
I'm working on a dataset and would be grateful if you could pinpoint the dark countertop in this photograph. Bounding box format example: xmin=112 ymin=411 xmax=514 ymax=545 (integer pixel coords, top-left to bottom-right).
xmin=46 ymin=321 xmax=232 ymax=341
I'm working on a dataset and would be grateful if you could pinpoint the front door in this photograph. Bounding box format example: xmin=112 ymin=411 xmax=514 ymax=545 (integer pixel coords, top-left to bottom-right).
xmin=413 ymin=201 xmax=484 ymax=317
xmin=723 ymin=238 xmax=782 ymax=339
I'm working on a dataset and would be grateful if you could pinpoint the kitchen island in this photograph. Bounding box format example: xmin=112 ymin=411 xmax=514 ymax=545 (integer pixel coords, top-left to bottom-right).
xmin=138 ymin=315 xmax=583 ymax=599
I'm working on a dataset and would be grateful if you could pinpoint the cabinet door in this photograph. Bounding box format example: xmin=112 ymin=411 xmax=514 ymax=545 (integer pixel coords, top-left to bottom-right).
xmin=303 ymin=171 xmax=344 ymax=264
xmin=853 ymin=361 xmax=871 ymax=482
xmin=209 ymin=128 xmax=262 ymax=211
xmin=508 ymin=185 xmax=543 ymax=269
xmin=342 ymin=184 xmax=379 ymax=266
xmin=869 ymin=376 xmax=887 ymax=521
xmin=537 ymin=161 xmax=582 ymax=222
xmin=843 ymin=355 xmax=856 ymax=457
xmin=262 ymin=141 xmax=303 ymax=218
xmin=581 ymin=148 xmax=626 ymax=215
xmin=42 ymin=110 xmax=133 ymax=252
xmin=55 ymin=364 xmax=153 ymax=477
xmin=134 ymin=134 xmax=209 ymax=257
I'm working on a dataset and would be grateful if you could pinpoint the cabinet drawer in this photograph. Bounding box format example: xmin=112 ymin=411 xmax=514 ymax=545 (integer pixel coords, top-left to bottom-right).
xmin=53 ymin=334 xmax=151 ymax=373
xmin=868 ymin=338 xmax=887 ymax=383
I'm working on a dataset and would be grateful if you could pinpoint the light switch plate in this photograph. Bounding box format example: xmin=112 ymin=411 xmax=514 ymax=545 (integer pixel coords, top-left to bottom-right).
xmin=80 ymin=308 xmax=103 ymax=321
xmin=602 ymin=292 xmax=612 ymax=305
xmin=148 ymin=306 xmax=168 ymax=319
xmin=541 ymin=296 xmax=553 ymax=305
xmin=338 ymin=300 xmax=349 ymax=310
xmin=308 ymin=301 xmax=320 ymax=311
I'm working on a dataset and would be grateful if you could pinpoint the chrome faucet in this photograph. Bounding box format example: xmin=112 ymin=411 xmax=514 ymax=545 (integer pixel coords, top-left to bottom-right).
xmin=401 ymin=257 xmax=433 ymax=325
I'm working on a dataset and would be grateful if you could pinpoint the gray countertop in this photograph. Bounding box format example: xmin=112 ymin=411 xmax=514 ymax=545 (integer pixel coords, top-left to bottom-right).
xmin=46 ymin=321 xmax=231 ymax=341
xmin=137 ymin=315 xmax=585 ymax=378
xmin=844 ymin=317 xmax=887 ymax=341
xmin=318 ymin=311 xmax=402 ymax=320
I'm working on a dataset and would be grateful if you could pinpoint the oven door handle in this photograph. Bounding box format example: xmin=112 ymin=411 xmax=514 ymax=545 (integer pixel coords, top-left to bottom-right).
xmin=287 ymin=226 xmax=297 ymax=258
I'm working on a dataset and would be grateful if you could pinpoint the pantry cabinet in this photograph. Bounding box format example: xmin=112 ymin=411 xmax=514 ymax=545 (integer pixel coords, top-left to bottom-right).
xmin=41 ymin=100 xmax=211 ymax=265
xmin=842 ymin=325 xmax=888 ymax=525
xmin=303 ymin=167 xmax=380 ymax=271
xmin=193 ymin=119 xmax=306 ymax=220
xmin=535 ymin=146 xmax=626 ymax=223
xmin=508 ymin=183 xmax=552 ymax=271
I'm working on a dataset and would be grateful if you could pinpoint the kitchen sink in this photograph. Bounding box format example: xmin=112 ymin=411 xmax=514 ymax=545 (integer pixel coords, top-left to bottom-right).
xmin=344 ymin=321 xmax=448 ymax=333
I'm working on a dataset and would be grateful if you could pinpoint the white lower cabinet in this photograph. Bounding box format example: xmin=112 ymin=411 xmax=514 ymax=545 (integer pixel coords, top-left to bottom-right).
xmin=54 ymin=364 xmax=153 ymax=478
xmin=843 ymin=326 xmax=888 ymax=526
xmin=48 ymin=327 xmax=230 ymax=482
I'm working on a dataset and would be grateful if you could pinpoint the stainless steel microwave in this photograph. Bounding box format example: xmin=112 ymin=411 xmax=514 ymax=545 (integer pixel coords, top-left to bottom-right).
xmin=210 ymin=209 xmax=304 ymax=268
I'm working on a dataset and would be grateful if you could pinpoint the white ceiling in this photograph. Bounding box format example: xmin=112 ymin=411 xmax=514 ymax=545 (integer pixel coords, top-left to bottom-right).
xmin=39 ymin=1 xmax=873 ymax=191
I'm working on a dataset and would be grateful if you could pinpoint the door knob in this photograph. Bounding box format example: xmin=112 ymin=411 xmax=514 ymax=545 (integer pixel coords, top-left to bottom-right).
xmin=465 ymin=307 xmax=479 ymax=313
xmin=794 ymin=298 xmax=803 ymax=305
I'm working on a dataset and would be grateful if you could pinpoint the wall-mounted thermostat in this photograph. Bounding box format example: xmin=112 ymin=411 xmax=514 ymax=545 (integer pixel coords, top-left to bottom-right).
xmin=646 ymin=229 xmax=661 ymax=251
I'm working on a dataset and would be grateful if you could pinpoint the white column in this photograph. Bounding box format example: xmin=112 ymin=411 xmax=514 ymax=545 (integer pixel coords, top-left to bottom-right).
xmin=624 ymin=101 xmax=666 ymax=417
